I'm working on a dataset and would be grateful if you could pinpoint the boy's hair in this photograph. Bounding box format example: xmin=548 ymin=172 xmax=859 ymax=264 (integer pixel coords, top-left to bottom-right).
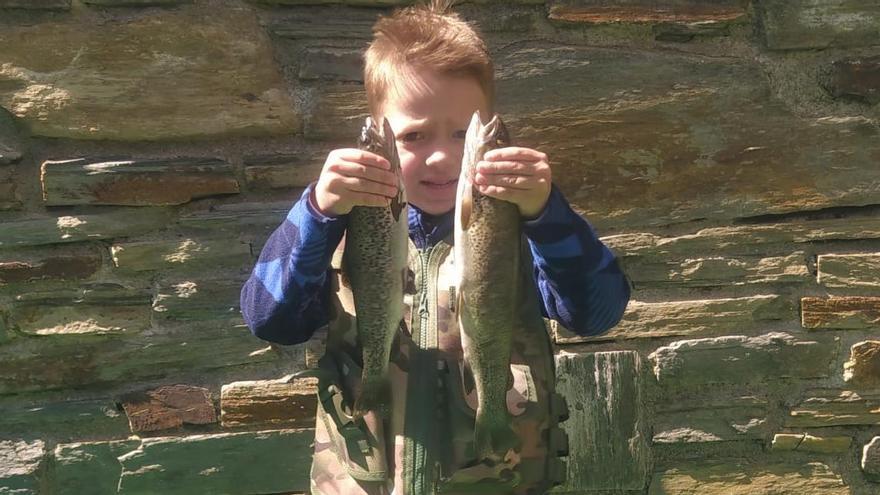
xmin=364 ymin=0 xmax=494 ymax=117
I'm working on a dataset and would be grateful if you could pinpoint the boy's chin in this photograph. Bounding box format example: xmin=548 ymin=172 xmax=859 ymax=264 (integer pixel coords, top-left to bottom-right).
xmin=410 ymin=200 xmax=454 ymax=216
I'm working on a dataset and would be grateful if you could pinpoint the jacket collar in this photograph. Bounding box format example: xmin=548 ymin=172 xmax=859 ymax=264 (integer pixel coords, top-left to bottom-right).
xmin=408 ymin=205 xmax=454 ymax=250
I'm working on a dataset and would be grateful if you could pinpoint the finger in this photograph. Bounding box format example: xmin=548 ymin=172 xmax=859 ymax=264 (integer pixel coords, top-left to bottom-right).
xmin=335 ymin=149 xmax=392 ymax=170
xmin=474 ymin=172 xmax=532 ymax=189
xmin=484 ymin=147 xmax=548 ymax=163
xmin=332 ymin=161 xmax=398 ymax=187
xmin=477 ymin=160 xmax=534 ymax=176
xmin=476 ymin=184 xmax=520 ymax=203
xmin=479 ymin=161 xmax=552 ymax=186
xmin=350 ymin=191 xmax=393 ymax=208
xmin=340 ymin=176 xmax=399 ymax=198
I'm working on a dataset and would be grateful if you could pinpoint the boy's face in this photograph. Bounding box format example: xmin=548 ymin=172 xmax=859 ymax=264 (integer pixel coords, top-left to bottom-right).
xmin=380 ymin=72 xmax=490 ymax=215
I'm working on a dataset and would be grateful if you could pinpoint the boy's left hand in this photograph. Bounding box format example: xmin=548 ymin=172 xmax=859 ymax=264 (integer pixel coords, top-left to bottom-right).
xmin=475 ymin=147 xmax=552 ymax=219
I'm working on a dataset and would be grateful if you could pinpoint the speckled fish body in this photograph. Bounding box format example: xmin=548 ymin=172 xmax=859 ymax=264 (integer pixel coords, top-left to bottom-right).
xmin=454 ymin=111 xmax=520 ymax=460
xmin=344 ymin=117 xmax=408 ymax=418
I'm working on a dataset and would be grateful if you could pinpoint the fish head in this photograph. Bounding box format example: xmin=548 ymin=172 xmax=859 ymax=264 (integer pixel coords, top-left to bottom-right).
xmin=491 ymin=116 xmax=511 ymax=149
xmin=358 ymin=116 xmax=392 ymax=158
xmin=462 ymin=112 xmax=511 ymax=181
xmin=456 ymin=111 xmax=511 ymax=230
xmin=358 ymin=116 xmax=377 ymax=151
xmin=356 ymin=117 xmax=407 ymax=220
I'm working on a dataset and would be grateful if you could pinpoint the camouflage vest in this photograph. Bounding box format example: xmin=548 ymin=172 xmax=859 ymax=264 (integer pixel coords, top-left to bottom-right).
xmin=309 ymin=236 xmax=569 ymax=495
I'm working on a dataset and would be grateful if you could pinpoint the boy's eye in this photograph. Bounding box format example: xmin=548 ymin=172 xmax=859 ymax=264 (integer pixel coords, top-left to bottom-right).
xmin=401 ymin=132 xmax=424 ymax=143
xmin=452 ymin=130 xmax=466 ymax=140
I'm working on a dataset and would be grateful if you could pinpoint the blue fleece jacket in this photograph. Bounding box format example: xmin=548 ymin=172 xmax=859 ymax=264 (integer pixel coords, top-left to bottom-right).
xmin=240 ymin=183 xmax=630 ymax=345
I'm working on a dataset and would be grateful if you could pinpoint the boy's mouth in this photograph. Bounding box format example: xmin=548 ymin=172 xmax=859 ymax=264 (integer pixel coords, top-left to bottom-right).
xmin=421 ymin=178 xmax=458 ymax=190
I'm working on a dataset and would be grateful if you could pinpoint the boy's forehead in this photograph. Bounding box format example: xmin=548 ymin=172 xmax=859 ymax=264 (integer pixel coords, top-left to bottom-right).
xmin=379 ymin=71 xmax=489 ymax=121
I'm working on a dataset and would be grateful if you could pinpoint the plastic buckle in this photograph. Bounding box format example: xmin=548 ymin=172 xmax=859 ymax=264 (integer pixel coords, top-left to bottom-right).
xmin=551 ymin=393 xmax=570 ymax=423
xmin=549 ymin=427 xmax=569 ymax=457
xmin=548 ymin=457 xmax=567 ymax=486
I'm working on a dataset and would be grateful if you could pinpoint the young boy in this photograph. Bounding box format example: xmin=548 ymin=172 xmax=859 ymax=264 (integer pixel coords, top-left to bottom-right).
xmin=241 ymin=2 xmax=630 ymax=494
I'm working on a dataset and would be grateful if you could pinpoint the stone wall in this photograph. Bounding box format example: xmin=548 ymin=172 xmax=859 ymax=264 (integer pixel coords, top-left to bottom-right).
xmin=1 ymin=0 xmax=879 ymax=494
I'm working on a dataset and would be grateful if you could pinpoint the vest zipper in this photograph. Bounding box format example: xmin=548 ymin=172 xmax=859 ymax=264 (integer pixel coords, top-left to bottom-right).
xmin=408 ymin=245 xmax=433 ymax=495
xmin=417 ymin=244 xmax=433 ymax=345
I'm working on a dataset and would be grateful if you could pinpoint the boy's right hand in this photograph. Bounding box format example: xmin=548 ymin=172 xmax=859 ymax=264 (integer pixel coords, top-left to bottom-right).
xmin=313 ymin=149 xmax=399 ymax=217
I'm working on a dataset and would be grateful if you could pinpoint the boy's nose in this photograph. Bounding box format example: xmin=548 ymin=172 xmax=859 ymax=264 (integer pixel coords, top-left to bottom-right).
xmin=424 ymin=151 xmax=449 ymax=168
xmin=425 ymin=142 xmax=461 ymax=169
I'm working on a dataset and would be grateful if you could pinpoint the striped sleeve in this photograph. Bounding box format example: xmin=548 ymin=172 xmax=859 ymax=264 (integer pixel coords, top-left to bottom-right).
xmin=240 ymin=184 xmax=347 ymax=345
xmin=522 ymin=185 xmax=631 ymax=336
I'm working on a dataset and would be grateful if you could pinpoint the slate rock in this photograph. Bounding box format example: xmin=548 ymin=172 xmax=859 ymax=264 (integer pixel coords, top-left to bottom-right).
xmin=41 ymin=157 xmax=239 ymax=206
xmin=771 ymin=434 xmax=852 ymax=454
xmin=0 ymin=108 xmax=24 ymax=165
xmin=864 ymin=436 xmax=880 ymax=482
xmin=649 ymin=332 xmax=838 ymax=387
xmin=0 ymin=5 xmax=298 ymax=140
xmin=0 ymin=209 xmax=172 ymax=248
xmin=120 ymin=385 xmax=216 ymax=433
xmin=243 ymin=153 xmax=324 ymax=190
xmin=554 ymin=351 xmax=649 ymax=491
xmin=822 ymin=55 xmax=880 ymax=105
xmin=111 ymin=238 xmax=251 ymax=273
xmin=0 ymin=244 xmax=102 ymax=285
xmin=802 ymin=296 xmax=880 ymax=329
xmin=555 ymin=295 xmax=793 ymax=343
xmin=757 ymin=0 xmax=880 ymax=50
xmin=649 ymin=460 xmax=850 ymax=494
xmin=0 ymin=168 xmax=19 ymax=210
xmin=0 ymin=396 xmax=128 ymax=441
xmin=0 ymin=440 xmax=44 ymax=495
xmin=844 ymin=341 xmax=880 ymax=386
xmin=10 ymin=284 xmax=152 ymax=336
xmin=220 ymin=376 xmax=317 ymax=429
xmin=52 ymin=440 xmax=140 ymax=495
xmin=818 ymin=253 xmax=880 ymax=289
xmin=0 ymin=0 xmax=68 ymax=8
xmin=787 ymin=389 xmax=880 ymax=427
xmin=495 ymin=42 xmax=880 ymax=230
xmin=0 ymin=318 xmax=283 ymax=394
xmin=299 ymin=47 xmax=364 ymax=82
xmin=117 ymin=429 xmax=313 ymax=495
xmin=83 ymin=0 xmax=189 ymax=5
xmin=653 ymin=396 xmax=769 ymax=444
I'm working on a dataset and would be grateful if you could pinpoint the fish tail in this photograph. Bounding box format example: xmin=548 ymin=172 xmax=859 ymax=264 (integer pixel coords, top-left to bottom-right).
xmin=474 ymin=406 xmax=519 ymax=461
xmin=353 ymin=375 xmax=392 ymax=419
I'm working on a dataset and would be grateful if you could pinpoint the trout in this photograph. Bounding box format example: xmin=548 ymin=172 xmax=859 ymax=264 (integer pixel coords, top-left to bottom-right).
xmin=454 ymin=111 xmax=520 ymax=461
xmin=344 ymin=116 xmax=408 ymax=418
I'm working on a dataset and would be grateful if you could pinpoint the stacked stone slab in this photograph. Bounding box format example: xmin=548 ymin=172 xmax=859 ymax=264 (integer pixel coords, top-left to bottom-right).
xmin=1 ymin=0 xmax=880 ymax=494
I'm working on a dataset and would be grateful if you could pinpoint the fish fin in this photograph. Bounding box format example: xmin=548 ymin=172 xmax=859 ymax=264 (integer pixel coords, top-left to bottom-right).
xmin=458 ymin=112 xmax=484 ymax=230
xmin=474 ymin=407 xmax=519 ymax=462
xmin=391 ymin=190 xmax=406 ymax=222
xmin=382 ymin=117 xmax=407 ymax=221
xmin=353 ymin=376 xmax=391 ymax=420
xmin=494 ymin=116 xmax=511 ymax=148
xmin=458 ymin=173 xmax=473 ymax=230
xmin=391 ymin=192 xmax=406 ymax=222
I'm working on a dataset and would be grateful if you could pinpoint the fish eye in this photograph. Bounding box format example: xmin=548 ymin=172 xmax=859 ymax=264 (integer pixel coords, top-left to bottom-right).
xmin=453 ymin=130 xmax=466 ymax=140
